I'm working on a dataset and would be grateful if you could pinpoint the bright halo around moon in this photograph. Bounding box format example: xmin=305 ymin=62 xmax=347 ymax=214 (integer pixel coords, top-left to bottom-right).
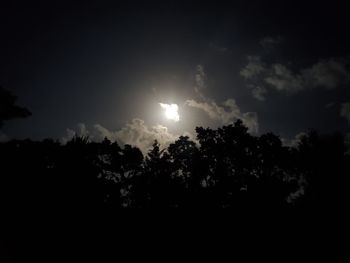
xmin=160 ymin=103 xmax=180 ymax=122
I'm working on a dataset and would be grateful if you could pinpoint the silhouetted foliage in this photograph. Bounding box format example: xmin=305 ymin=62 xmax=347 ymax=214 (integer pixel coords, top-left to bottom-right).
xmin=1 ymin=120 xmax=349 ymax=210
xmin=0 ymin=86 xmax=31 ymax=127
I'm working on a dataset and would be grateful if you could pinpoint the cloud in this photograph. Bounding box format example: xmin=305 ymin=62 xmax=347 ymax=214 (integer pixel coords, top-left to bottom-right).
xmin=108 ymin=119 xmax=178 ymax=153
xmin=61 ymin=123 xmax=89 ymax=144
xmin=186 ymin=98 xmax=259 ymax=133
xmin=259 ymin=36 xmax=284 ymax=49
xmin=62 ymin=119 xmax=190 ymax=154
xmin=194 ymin=64 xmax=207 ymax=100
xmin=251 ymin=85 xmax=268 ymax=101
xmin=282 ymin=132 xmax=308 ymax=147
xmin=264 ymin=64 xmax=304 ymax=93
xmin=241 ymin=56 xmax=350 ymax=99
xmin=325 ymin=102 xmax=335 ymax=108
xmin=189 ymin=64 xmax=259 ymax=133
xmin=209 ymin=42 xmax=229 ymax=53
xmin=302 ymin=58 xmax=350 ymax=89
xmin=195 ymin=64 xmax=206 ymax=89
xmin=240 ymin=56 xmax=265 ymax=79
xmin=340 ymin=102 xmax=350 ymax=123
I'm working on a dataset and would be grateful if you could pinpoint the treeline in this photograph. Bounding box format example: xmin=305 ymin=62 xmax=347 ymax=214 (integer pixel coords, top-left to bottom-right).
xmin=1 ymin=120 xmax=349 ymax=210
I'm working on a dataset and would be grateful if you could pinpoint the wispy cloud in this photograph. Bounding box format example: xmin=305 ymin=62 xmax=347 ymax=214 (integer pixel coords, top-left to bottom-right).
xmin=188 ymin=64 xmax=259 ymax=133
xmin=251 ymin=85 xmax=267 ymax=101
xmin=209 ymin=42 xmax=229 ymax=53
xmin=186 ymin=98 xmax=258 ymax=133
xmin=240 ymin=56 xmax=266 ymax=80
xmin=259 ymin=36 xmax=284 ymax=49
xmin=194 ymin=64 xmax=207 ymax=100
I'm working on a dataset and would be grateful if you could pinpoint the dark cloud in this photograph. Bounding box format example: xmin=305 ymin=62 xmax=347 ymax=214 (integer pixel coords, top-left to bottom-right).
xmin=302 ymin=58 xmax=350 ymax=89
xmin=209 ymin=42 xmax=229 ymax=53
xmin=264 ymin=63 xmax=304 ymax=93
xmin=241 ymin=56 xmax=350 ymax=100
xmin=260 ymin=36 xmax=284 ymax=49
xmin=251 ymin=85 xmax=267 ymax=101
xmin=240 ymin=56 xmax=266 ymax=80
xmin=325 ymin=102 xmax=335 ymax=108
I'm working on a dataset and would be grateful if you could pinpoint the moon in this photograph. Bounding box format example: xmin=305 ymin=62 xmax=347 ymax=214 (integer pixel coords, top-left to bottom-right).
xmin=160 ymin=103 xmax=180 ymax=122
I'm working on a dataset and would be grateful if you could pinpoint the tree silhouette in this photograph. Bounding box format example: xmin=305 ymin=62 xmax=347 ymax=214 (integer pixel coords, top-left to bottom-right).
xmin=0 ymin=117 xmax=349 ymax=210
xmin=0 ymin=86 xmax=31 ymax=128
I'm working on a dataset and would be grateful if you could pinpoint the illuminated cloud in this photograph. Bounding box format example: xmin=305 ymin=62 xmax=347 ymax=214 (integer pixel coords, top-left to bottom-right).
xmin=186 ymin=99 xmax=258 ymax=133
xmin=62 ymin=119 xmax=193 ymax=154
xmin=61 ymin=123 xmax=89 ymax=144
xmin=187 ymin=65 xmax=259 ymax=133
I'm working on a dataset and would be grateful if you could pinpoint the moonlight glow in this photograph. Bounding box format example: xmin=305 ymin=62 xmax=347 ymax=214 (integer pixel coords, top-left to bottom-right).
xmin=160 ymin=103 xmax=180 ymax=122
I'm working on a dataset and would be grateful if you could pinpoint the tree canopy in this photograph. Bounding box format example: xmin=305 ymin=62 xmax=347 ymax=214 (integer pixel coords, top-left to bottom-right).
xmin=1 ymin=120 xmax=349 ymax=210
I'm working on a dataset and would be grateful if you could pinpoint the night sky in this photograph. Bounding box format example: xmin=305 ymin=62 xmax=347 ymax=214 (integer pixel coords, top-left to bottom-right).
xmin=1 ymin=1 xmax=350 ymax=152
